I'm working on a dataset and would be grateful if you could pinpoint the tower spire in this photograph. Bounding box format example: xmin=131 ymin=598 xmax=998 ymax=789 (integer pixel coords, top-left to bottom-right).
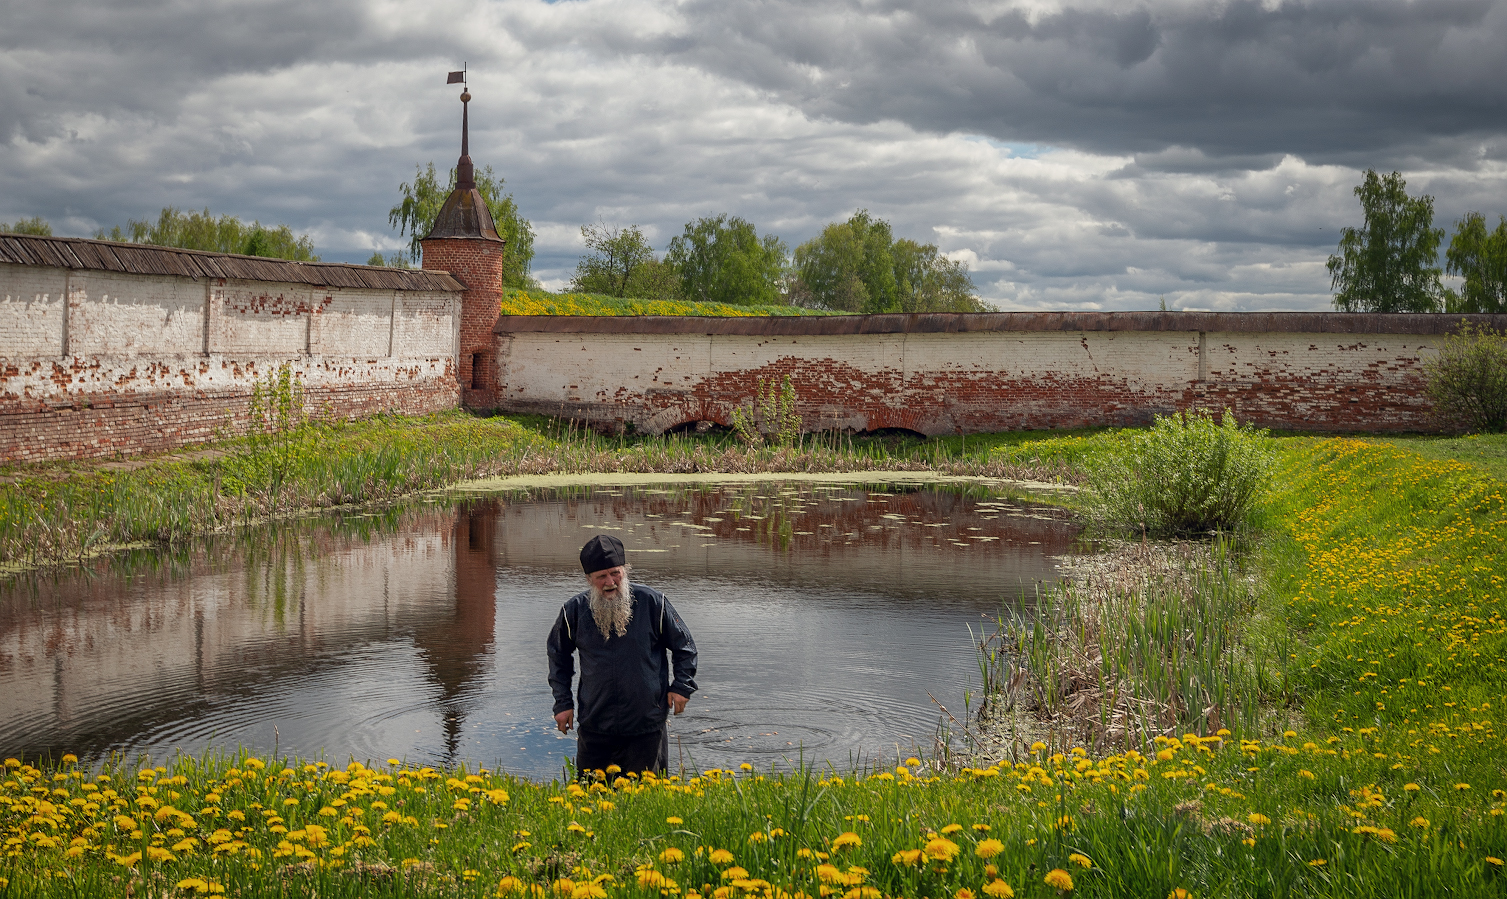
xmin=457 ymin=86 xmax=475 ymax=191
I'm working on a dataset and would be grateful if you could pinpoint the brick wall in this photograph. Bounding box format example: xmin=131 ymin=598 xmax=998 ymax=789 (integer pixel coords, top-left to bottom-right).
xmin=492 ymin=312 xmax=1507 ymax=435
xmin=419 ymin=239 xmax=504 ymax=409
xmin=2 ymin=262 xmax=461 ymax=461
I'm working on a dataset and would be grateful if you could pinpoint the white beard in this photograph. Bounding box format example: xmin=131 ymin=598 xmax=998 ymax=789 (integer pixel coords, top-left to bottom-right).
xmin=589 ymin=579 xmax=633 ymax=639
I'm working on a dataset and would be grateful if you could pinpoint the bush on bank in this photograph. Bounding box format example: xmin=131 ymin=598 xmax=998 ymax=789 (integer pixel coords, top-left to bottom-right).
xmin=1085 ymin=410 xmax=1273 ymax=536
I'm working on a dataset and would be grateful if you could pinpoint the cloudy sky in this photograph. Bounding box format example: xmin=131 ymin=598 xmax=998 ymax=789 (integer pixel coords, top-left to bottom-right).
xmin=3 ymin=0 xmax=1506 ymax=310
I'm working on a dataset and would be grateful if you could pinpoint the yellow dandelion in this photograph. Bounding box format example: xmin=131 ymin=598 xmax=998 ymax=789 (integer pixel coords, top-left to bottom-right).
xmin=667 ymin=817 xmax=684 ymax=825
xmin=1308 ymin=859 xmax=1326 ymax=867
xmin=1043 ymin=869 xmax=1074 ymax=892
xmin=709 ymin=849 xmax=735 ymax=866
xmin=975 ymin=839 xmax=1004 ymax=859
xmin=1486 ymin=857 xmax=1503 ymax=867
xmin=1403 ymin=783 xmax=1421 ymax=792
xmin=1168 ymin=890 xmax=1192 ymax=899
xmin=891 ymin=849 xmax=923 ymax=867
xmin=983 ymin=881 xmax=1014 ymax=899
xmin=940 ymin=824 xmax=963 ymax=835
xmin=1067 ymin=853 xmax=1093 ymax=869
xmin=660 ymin=848 xmax=685 ymax=864
xmin=924 ymin=837 xmax=961 ymax=862
xmin=832 ymin=832 xmax=862 ymax=851
xmin=954 ymin=889 xmax=975 ymax=899
xmin=1247 ymin=813 xmax=1271 ymax=826
xmin=1411 ymin=817 xmax=1431 ymax=829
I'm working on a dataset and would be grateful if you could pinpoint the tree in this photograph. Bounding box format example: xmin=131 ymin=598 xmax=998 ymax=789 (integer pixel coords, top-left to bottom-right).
xmin=792 ymin=210 xmax=982 ymax=313
xmin=95 ymin=208 xmax=318 ymax=260
xmin=891 ymin=238 xmax=983 ymax=312
xmin=1 ymin=216 xmax=52 ymax=236
xmin=388 ymin=163 xmax=535 ymax=289
xmin=792 ymin=210 xmax=896 ymax=313
xmin=1327 ymin=170 xmax=1444 ymax=313
xmin=665 ymin=214 xmax=788 ymax=306
xmin=571 ymin=221 xmax=670 ymax=298
xmin=365 ymin=251 xmax=412 ymax=268
xmin=1444 ymin=212 xmax=1507 ymax=314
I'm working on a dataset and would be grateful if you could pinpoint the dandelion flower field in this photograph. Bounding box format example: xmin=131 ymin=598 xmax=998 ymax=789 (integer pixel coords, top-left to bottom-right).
xmin=3 ymin=433 xmax=1507 ymax=896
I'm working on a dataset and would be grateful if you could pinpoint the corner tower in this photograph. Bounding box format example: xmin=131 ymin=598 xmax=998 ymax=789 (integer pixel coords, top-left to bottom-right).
xmin=421 ymin=83 xmax=507 ymax=409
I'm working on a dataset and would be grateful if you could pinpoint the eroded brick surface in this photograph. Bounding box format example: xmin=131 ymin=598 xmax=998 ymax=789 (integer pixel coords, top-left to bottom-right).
xmin=492 ymin=328 xmax=1448 ymax=434
xmin=2 ymin=264 xmax=461 ymax=461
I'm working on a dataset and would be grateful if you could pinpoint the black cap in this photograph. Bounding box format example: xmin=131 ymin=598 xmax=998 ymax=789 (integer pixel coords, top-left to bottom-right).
xmin=580 ymin=535 xmax=626 ymax=574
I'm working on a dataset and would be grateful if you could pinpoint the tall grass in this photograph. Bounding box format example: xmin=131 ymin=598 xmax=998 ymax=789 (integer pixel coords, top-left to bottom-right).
xmin=0 ymin=413 xmax=1076 ymax=571
xmin=967 ymin=539 xmax=1290 ymax=759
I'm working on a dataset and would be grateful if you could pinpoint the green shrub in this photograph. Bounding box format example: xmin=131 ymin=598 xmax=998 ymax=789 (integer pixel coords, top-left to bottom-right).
xmin=1088 ymin=409 xmax=1273 ymax=535
xmin=1425 ymin=322 xmax=1507 ymax=433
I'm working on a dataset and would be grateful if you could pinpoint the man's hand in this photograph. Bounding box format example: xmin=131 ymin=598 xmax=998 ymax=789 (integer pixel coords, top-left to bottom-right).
xmin=554 ymin=709 xmax=574 ymax=733
xmin=668 ymin=692 xmax=689 ymax=715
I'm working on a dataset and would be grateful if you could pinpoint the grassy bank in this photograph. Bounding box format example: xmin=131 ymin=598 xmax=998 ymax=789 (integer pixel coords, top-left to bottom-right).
xmin=4 ymin=427 xmax=1505 ymax=895
xmin=0 ymin=413 xmax=1072 ymax=572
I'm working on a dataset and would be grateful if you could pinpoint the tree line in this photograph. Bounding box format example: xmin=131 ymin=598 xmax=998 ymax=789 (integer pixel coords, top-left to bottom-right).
xmin=570 ymin=209 xmax=984 ymax=313
xmin=2 ymin=164 xmax=981 ymax=313
xmin=1329 ymin=169 xmax=1507 ymax=314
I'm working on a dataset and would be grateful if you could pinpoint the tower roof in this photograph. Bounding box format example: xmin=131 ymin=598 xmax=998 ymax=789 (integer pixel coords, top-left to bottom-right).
xmin=424 ymin=86 xmax=504 ymax=243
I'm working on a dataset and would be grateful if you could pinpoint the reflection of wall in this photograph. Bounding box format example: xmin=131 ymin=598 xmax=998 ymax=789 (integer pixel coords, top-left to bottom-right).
xmin=493 ymin=312 xmax=1507 ymax=434
xmin=0 ymin=508 xmax=494 ymax=761
xmin=488 ymin=486 xmax=1078 ymax=602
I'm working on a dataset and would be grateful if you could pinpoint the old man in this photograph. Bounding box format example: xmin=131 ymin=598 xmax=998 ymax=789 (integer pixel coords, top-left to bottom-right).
xmin=547 ymin=535 xmax=698 ymax=775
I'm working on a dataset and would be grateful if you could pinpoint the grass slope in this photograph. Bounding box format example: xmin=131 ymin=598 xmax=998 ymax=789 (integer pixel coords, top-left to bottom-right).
xmin=2 ymin=431 xmax=1505 ymax=896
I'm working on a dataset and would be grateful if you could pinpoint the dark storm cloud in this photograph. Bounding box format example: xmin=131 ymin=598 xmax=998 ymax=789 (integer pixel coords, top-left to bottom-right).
xmin=655 ymin=0 xmax=1507 ymax=164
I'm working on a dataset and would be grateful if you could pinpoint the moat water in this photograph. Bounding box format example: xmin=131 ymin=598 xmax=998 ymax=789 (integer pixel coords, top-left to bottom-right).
xmin=0 ymin=478 xmax=1082 ymax=779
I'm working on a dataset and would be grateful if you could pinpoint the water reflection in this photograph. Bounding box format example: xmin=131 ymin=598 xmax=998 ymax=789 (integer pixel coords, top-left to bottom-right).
xmin=0 ymin=480 xmax=1081 ymax=779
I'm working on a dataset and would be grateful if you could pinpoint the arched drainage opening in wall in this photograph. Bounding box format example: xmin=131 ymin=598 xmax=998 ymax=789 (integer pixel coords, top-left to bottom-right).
xmin=861 ymin=427 xmax=929 ymax=441
xmin=665 ymin=420 xmax=732 ymax=437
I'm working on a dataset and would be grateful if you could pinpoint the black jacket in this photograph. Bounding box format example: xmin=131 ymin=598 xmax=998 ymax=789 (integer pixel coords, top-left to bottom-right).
xmin=546 ymin=584 xmax=698 ymax=736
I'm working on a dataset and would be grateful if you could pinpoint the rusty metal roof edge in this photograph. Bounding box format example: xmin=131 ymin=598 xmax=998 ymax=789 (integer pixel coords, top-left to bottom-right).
xmin=495 ymin=311 xmax=1507 ymax=337
xmin=0 ymin=234 xmax=465 ymax=292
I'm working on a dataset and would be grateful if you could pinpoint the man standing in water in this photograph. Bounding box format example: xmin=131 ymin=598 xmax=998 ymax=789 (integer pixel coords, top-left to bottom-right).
xmin=547 ymin=535 xmax=698 ymax=775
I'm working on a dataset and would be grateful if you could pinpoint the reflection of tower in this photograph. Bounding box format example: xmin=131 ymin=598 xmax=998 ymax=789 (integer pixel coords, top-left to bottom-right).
xmin=412 ymin=500 xmax=499 ymax=763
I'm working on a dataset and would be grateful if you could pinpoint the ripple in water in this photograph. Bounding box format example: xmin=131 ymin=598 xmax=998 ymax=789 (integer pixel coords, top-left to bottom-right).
xmin=0 ymin=480 xmax=1081 ymax=778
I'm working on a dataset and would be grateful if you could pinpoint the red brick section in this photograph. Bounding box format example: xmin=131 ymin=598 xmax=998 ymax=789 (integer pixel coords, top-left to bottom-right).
xmin=422 ymin=238 xmax=505 ymax=409
xmin=0 ymin=381 xmax=459 ymax=463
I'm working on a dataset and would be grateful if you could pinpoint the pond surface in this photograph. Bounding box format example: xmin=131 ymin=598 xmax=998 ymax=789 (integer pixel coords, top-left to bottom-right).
xmin=0 ymin=479 xmax=1082 ymax=780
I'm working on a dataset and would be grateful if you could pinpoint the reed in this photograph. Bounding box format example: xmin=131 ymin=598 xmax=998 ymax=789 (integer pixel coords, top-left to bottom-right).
xmin=962 ymin=538 xmax=1290 ymax=761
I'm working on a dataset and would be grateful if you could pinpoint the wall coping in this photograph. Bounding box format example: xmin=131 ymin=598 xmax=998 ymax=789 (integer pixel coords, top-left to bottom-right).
xmin=494 ymin=311 xmax=1507 ymax=337
xmin=0 ymin=234 xmax=465 ymax=293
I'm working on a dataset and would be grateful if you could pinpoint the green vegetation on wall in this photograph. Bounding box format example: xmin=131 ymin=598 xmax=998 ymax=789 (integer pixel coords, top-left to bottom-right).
xmin=499 ymin=288 xmax=830 ymax=317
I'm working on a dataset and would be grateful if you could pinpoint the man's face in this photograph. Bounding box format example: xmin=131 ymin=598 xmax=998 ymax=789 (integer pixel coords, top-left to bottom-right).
xmin=589 ymin=566 xmax=627 ymax=598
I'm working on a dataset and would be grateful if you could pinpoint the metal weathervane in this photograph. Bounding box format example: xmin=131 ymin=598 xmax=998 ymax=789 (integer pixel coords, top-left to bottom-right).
xmin=447 ymin=64 xmax=473 ymax=187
